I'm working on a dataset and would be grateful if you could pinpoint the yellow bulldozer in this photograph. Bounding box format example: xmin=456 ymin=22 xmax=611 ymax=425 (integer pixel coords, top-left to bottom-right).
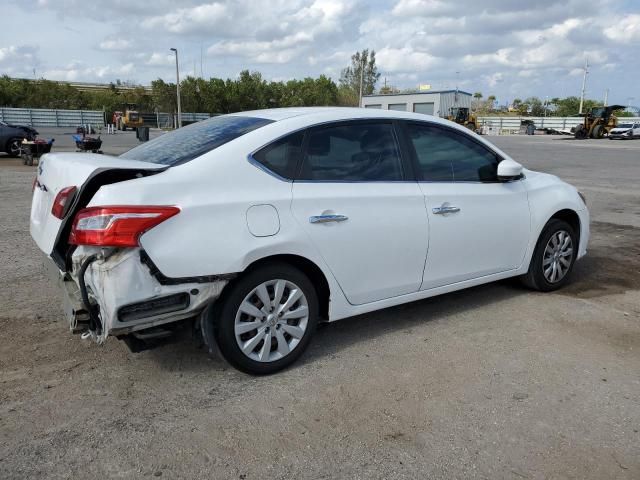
xmin=572 ymin=105 xmax=626 ymax=139
xmin=447 ymin=107 xmax=479 ymax=132
xmin=112 ymin=104 xmax=144 ymax=131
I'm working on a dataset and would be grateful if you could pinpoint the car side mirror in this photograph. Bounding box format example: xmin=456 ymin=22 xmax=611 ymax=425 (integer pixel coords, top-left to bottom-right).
xmin=497 ymin=158 xmax=523 ymax=181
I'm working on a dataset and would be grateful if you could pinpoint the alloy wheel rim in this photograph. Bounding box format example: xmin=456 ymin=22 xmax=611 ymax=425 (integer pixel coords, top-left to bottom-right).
xmin=10 ymin=140 xmax=21 ymax=155
xmin=542 ymin=230 xmax=573 ymax=283
xmin=234 ymin=279 xmax=309 ymax=363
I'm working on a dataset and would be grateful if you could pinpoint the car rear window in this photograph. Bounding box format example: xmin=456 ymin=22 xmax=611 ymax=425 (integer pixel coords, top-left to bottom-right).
xmin=120 ymin=115 xmax=273 ymax=166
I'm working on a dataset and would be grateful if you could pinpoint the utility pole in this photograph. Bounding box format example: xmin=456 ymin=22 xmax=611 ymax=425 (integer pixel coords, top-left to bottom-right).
xmin=358 ymin=55 xmax=365 ymax=107
xmin=544 ymin=96 xmax=549 ymax=117
xmin=170 ymin=48 xmax=182 ymax=128
xmin=579 ymin=56 xmax=588 ymax=114
xmin=604 ymin=89 xmax=609 ymax=107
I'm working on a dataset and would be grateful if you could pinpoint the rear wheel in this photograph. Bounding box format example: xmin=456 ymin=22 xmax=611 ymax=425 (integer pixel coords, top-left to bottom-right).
xmin=574 ymin=127 xmax=587 ymax=139
xmin=6 ymin=138 xmax=22 ymax=157
xmin=521 ymin=219 xmax=577 ymax=291
xmin=213 ymin=263 xmax=318 ymax=374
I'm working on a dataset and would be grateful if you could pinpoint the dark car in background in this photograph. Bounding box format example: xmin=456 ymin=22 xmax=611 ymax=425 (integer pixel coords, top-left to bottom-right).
xmin=0 ymin=121 xmax=38 ymax=156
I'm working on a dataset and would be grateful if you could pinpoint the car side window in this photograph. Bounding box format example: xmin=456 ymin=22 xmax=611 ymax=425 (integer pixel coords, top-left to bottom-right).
xmin=406 ymin=123 xmax=500 ymax=182
xmin=298 ymin=122 xmax=403 ymax=181
xmin=252 ymin=131 xmax=304 ymax=180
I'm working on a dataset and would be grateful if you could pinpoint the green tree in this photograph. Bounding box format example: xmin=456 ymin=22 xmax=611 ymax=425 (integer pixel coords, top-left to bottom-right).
xmin=523 ymin=97 xmax=545 ymax=116
xmin=339 ymin=49 xmax=380 ymax=106
xmin=486 ymin=95 xmax=496 ymax=111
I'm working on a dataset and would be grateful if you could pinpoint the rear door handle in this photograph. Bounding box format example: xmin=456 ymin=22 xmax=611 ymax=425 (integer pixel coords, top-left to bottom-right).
xmin=432 ymin=206 xmax=460 ymax=215
xmin=309 ymin=214 xmax=349 ymax=224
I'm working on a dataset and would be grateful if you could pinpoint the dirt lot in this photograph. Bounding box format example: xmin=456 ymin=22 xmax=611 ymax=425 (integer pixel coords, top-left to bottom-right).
xmin=1 ymin=132 xmax=639 ymax=479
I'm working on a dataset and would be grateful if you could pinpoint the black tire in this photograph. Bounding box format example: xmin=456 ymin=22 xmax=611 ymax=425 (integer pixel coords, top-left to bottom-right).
xmin=521 ymin=219 xmax=578 ymax=292
xmin=592 ymin=125 xmax=604 ymax=139
xmin=574 ymin=127 xmax=587 ymax=139
xmin=212 ymin=262 xmax=319 ymax=375
xmin=6 ymin=138 xmax=22 ymax=157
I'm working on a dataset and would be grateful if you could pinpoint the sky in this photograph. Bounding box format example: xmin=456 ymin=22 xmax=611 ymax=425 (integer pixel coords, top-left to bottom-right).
xmin=1 ymin=0 xmax=639 ymax=106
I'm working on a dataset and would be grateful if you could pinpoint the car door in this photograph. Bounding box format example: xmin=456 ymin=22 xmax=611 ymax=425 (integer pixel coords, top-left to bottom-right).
xmin=0 ymin=122 xmax=8 ymax=149
xmin=290 ymin=120 xmax=428 ymax=305
xmin=401 ymin=121 xmax=530 ymax=290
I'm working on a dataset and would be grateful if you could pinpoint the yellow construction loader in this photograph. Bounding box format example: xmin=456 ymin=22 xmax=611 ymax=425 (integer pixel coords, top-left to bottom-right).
xmin=447 ymin=107 xmax=478 ymax=132
xmin=572 ymin=105 xmax=625 ymax=139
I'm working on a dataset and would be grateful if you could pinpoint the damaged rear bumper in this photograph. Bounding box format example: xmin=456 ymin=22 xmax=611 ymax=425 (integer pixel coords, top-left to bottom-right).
xmin=49 ymin=247 xmax=229 ymax=343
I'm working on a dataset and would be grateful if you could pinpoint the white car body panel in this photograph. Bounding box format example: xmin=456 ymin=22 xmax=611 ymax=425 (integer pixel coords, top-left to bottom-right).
xmin=291 ymin=182 xmax=428 ymax=305
xmin=419 ymin=180 xmax=530 ymax=290
xmin=30 ymin=107 xmax=590 ymax=343
xmin=30 ymin=153 xmax=159 ymax=254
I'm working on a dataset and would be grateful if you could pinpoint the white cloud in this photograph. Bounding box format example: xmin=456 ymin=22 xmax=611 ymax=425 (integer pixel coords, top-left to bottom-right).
xmin=376 ymin=47 xmax=438 ymax=73
xmin=146 ymin=52 xmax=175 ymax=66
xmin=142 ymin=3 xmax=231 ymax=34
xmin=603 ymin=14 xmax=640 ymax=42
xmin=98 ymin=38 xmax=132 ymax=51
xmin=0 ymin=45 xmax=38 ymax=64
xmin=4 ymin=0 xmax=639 ymax=102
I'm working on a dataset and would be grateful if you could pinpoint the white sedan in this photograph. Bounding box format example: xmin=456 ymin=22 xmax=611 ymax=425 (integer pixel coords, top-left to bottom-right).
xmin=608 ymin=122 xmax=640 ymax=139
xmin=30 ymin=108 xmax=589 ymax=374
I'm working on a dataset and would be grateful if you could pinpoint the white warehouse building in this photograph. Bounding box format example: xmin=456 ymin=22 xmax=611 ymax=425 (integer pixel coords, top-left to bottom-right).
xmin=361 ymin=90 xmax=472 ymax=118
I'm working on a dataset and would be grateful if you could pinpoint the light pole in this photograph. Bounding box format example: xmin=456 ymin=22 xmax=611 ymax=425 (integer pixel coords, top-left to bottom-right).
xmin=358 ymin=55 xmax=364 ymax=107
xmin=170 ymin=48 xmax=182 ymax=128
xmin=578 ymin=56 xmax=588 ymax=114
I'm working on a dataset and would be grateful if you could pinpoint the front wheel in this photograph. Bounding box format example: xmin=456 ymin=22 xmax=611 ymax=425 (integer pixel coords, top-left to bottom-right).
xmin=212 ymin=263 xmax=318 ymax=374
xmin=6 ymin=138 xmax=22 ymax=157
xmin=592 ymin=125 xmax=604 ymax=139
xmin=521 ymin=219 xmax=577 ymax=291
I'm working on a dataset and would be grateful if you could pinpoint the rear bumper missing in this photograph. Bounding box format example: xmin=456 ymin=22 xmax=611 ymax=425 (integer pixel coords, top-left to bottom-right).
xmin=49 ymin=247 xmax=229 ymax=341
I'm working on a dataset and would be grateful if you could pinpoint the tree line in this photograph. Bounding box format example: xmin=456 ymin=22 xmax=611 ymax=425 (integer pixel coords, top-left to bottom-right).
xmin=470 ymin=92 xmax=632 ymax=117
xmin=0 ymin=73 xmax=342 ymax=114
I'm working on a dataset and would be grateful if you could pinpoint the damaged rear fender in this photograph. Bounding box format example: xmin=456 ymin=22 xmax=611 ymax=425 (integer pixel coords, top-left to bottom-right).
xmin=71 ymin=246 xmax=229 ymax=341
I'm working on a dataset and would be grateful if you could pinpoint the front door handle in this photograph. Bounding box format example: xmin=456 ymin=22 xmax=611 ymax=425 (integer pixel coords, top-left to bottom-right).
xmin=432 ymin=205 xmax=460 ymax=215
xmin=309 ymin=214 xmax=349 ymax=224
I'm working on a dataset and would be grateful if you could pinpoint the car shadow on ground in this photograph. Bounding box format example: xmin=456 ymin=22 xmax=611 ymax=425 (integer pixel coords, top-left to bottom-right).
xmin=144 ymin=279 xmax=528 ymax=375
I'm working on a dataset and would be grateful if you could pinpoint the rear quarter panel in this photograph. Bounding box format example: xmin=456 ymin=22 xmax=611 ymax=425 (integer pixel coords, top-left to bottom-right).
xmin=87 ymin=124 xmax=336 ymax=280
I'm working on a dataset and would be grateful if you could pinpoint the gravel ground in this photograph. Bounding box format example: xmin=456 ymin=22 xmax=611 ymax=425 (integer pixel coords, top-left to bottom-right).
xmin=0 ymin=132 xmax=639 ymax=479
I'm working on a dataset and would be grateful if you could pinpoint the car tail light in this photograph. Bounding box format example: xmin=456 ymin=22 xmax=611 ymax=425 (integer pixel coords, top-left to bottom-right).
xmin=69 ymin=206 xmax=180 ymax=247
xmin=51 ymin=186 xmax=77 ymax=219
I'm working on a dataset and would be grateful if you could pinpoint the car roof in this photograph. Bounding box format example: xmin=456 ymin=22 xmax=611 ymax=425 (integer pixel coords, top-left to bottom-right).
xmin=229 ymin=106 xmax=455 ymax=126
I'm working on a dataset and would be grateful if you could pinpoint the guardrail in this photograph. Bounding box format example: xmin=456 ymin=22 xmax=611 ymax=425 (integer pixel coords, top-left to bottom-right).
xmin=478 ymin=116 xmax=640 ymax=134
xmin=0 ymin=107 xmax=212 ymax=128
xmin=140 ymin=112 xmax=211 ymax=128
xmin=0 ymin=107 xmax=104 ymax=127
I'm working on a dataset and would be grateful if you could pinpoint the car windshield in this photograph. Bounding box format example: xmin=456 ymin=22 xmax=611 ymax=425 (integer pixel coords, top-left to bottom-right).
xmin=618 ymin=123 xmax=633 ymax=128
xmin=120 ymin=115 xmax=273 ymax=166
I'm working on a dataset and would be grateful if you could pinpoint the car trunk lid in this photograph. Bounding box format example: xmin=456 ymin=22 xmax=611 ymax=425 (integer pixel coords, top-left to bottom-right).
xmin=30 ymin=152 xmax=162 ymax=256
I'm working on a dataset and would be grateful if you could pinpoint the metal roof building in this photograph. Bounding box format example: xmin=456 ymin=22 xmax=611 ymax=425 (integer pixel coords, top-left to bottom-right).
xmin=361 ymin=90 xmax=472 ymax=118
